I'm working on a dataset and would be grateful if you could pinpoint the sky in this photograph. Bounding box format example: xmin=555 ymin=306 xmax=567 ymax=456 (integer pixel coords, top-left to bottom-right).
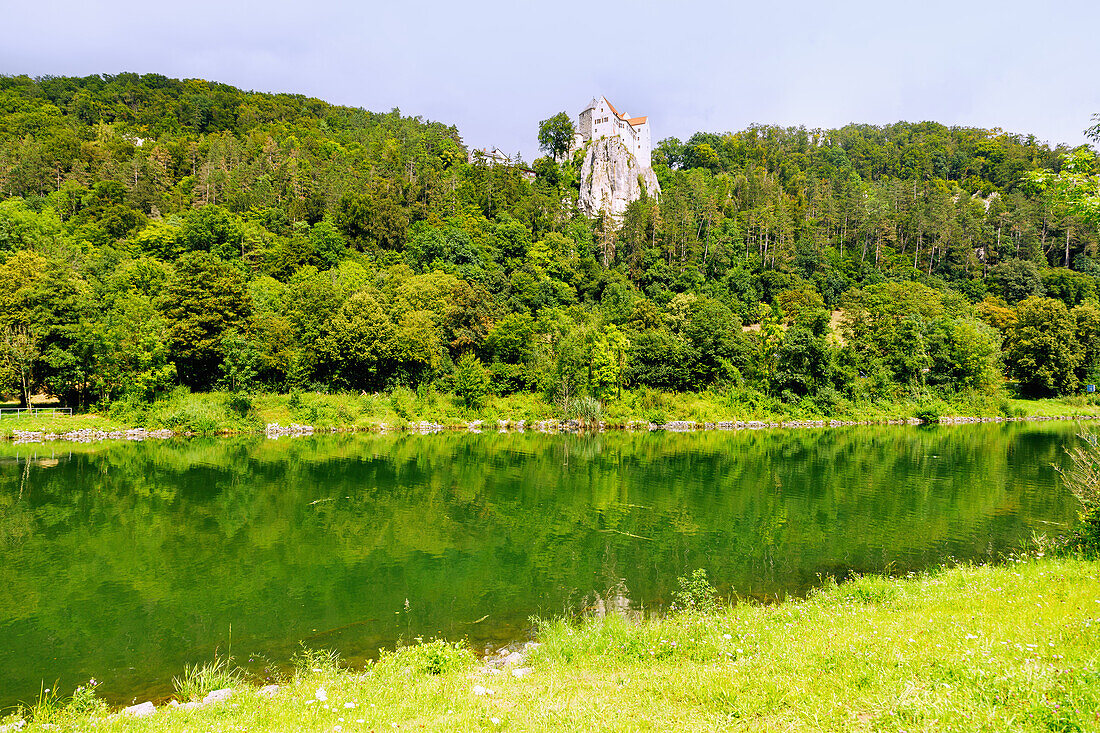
xmin=2 ymin=0 xmax=1098 ymax=160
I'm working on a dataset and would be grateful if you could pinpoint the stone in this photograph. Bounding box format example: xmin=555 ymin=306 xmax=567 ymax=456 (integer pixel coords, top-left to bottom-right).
xmin=257 ymin=684 xmax=280 ymax=698
xmin=578 ymin=137 xmax=660 ymax=219
xmin=511 ymin=667 xmax=532 ymax=678
xmin=202 ymin=688 xmax=234 ymax=705
xmin=501 ymin=651 xmax=524 ymax=666
xmin=123 ymin=701 xmax=155 ymax=717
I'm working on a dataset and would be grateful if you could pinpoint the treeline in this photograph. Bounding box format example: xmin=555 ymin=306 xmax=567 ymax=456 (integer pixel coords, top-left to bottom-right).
xmin=0 ymin=73 xmax=1097 ymax=412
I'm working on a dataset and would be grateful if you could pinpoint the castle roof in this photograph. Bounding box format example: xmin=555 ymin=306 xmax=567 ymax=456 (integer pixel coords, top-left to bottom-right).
xmin=596 ymin=96 xmax=647 ymax=128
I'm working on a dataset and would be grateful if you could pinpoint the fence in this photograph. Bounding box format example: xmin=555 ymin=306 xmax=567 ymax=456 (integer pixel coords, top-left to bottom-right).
xmin=0 ymin=407 xmax=73 ymax=419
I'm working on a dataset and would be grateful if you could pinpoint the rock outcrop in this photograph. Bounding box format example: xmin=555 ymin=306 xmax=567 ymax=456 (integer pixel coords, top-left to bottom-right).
xmin=577 ymin=137 xmax=660 ymax=219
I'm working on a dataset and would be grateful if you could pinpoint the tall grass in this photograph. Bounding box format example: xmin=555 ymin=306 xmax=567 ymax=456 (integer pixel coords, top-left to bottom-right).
xmin=172 ymin=655 xmax=244 ymax=701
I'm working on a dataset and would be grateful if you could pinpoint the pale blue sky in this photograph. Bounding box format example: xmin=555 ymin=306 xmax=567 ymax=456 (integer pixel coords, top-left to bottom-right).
xmin=2 ymin=0 xmax=1097 ymax=159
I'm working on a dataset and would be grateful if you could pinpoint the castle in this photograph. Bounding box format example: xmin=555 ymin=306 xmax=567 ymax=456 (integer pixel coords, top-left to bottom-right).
xmin=574 ymin=96 xmax=652 ymax=168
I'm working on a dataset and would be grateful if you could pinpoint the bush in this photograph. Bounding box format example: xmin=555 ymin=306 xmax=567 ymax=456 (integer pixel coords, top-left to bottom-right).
xmin=381 ymin=639 xmax=473 ymax=676
xmin=672 ymin=569 xmax=720 ymax=615
xmin=565 ymin=395 xmax=602 ymax=423
xmin=915 ymin=405 xmax=941 ymax=424
xmin=1054 ymin=431 xmax=1100 ymax=555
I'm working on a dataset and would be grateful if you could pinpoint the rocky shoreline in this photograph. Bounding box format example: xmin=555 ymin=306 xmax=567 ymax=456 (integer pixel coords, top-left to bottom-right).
xmin=5 ymin=412 xmax=1099 ymax=445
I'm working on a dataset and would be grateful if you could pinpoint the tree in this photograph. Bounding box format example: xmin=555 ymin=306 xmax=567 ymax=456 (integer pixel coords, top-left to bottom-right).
xmin=0 ymin=328 xmax=39 ymax=407
xmin=591 ymin=324 xmax=630 ymax=400
xmin=537 ymin=112 xmax=575 ymax=163
xmin=1004 ymin=297 xmax=1082 ymax=396
xmin=452 ymin=352 xmax=489 ymax=409
xmin=162 ymin=252 xmax=252 ymax=389
xmin=317 ymin=291 xmax=394 ymax=391
xmin=988 ymin=259 xmax=1044 ymax=303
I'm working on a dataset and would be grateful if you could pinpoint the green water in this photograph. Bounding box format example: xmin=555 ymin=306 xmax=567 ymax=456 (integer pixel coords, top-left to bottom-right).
xmin=0 ymin=423 xmax=1081 ymax=709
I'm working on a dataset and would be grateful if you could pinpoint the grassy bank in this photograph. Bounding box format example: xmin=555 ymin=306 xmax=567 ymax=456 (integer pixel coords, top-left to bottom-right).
xmin=6 ymin=556 xmax=1098 ymax=732
xmin=4 ymin=387 xmax=1100 ymax=439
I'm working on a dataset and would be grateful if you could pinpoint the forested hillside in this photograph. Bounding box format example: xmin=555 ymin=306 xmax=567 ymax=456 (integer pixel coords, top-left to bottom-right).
xmin=0 ymin=72 xmax=1097 ymax=415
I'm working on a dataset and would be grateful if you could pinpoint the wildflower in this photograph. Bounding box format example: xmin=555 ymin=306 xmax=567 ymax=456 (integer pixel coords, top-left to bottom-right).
xmin=316 ymin=687 xmax=328 ymax=701
xmin=722 ymin=634 xmax=732 ymax=640
xmin=345 ymin=702 xmax=356 ymax=708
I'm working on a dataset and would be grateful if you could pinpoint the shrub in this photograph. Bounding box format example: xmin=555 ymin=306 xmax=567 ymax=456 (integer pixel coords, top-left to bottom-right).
xmin=565 ymin=395 xmax=602 ymax=424
xmin=915 ymin=405 xmax=941 ymax=424
xmin=672 ymin=569 xmax=720 ymax=615
xmin=381 ymin=639 xmax=473 ymax=676
xmin=1054 ymin=430 xmax=1100 ymax=555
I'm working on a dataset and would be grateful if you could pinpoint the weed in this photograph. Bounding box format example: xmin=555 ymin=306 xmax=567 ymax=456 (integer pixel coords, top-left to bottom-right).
xmin=565 ymin=395 xmax=602 ymax=423
xmin=172 ymin=654 xmax=244 ymax=701
xmin=673 ymin=569 xmax=721 ymax=614
xmin=292 ymin=644 xmax=342 ymax=677
xmin=382 ymin=638 xmax=474 ymax=675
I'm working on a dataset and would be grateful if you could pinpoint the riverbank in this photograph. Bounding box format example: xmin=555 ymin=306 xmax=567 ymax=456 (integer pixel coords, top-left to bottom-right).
xmin=5 ymin=555 xmax=1097 ymax=732
xmin=3 ymin=388 xmax=1100 ymax=441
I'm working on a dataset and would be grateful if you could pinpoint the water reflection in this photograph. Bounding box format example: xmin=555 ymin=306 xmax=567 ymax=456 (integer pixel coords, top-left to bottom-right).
xmin=0 ymin=423 xmax=1080 ymax=708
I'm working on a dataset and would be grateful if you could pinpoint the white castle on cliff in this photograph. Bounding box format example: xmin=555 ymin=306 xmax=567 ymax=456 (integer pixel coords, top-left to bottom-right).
xmin=574 ymin=96 xmax=652 ymax=169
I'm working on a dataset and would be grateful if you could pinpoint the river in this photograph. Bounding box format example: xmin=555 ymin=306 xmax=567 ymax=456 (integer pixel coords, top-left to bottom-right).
xmin=0 ymin=422 xmax=1081 ymax=709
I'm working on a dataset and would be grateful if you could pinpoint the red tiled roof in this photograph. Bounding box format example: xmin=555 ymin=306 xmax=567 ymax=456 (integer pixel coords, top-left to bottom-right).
xmin=601 ymin=97 xmax=646 ymax=127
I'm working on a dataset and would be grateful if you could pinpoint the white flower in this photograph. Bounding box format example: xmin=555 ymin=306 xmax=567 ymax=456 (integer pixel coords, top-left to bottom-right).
xmin=491 ymin=717 xmax=501 ymax=725
xmin=722 ymin=634 xmax=732 ymax=640
xmin=344 ymin=702 xmax=356 ymax=708
xmin=316 ymin=687 xmax=328 ymax=701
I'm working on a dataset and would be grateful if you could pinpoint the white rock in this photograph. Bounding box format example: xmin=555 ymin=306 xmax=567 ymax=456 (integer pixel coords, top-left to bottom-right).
xmin=257 ymin=684 xmax=280 ymax=697
xmin=578 ymin=137 xmax=660 ymax=219
xmin=501 ymin=651 xmax=524 ymax=666
xmin=511 ymin=667 xmax=531 ymax=678
xmin=203 ymin=688 xmax=233 ymax=705
xmin=123 ymin=701 xmax=155 ymax=717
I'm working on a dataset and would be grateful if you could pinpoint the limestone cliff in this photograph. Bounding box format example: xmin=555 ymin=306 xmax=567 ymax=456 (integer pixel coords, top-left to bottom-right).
xmin=577 ymin=137 xmax=660 ymax=219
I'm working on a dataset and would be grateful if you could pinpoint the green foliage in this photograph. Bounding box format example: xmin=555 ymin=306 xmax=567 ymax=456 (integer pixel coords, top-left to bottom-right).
xmin=172 ymin=654 xmax=244 ymax=701
xmin=382 ymin=638 xmax=474 ymax=676
xmin=673 ymin=569 xmax=721 ymax=614
xmin=1054 ymin=431 xmax=1100 ymax=555
xmin=452 ymin=352 xmax=489 ymax=409
xmin=564 ymin=395 xmax=602 ymax=423
xmin=537 ymin=112 xmax=575 ymax=162
xmin=292 ymin=645 xmax=342 ymax=677
xmin=1005 ymin=297 xmax=1083 ymax=396
xmin=0 ymin=74 xmax=1097 ymax=411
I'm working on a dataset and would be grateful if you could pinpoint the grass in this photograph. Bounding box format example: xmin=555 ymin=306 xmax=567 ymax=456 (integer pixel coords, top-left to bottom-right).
xmin=4 ymin=387 xmax=1100 ymax=440
xmin=5 ymin=555 xmax=1098 ymax=732
xmin=171 ymin=655 xmax=244 ymax=702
